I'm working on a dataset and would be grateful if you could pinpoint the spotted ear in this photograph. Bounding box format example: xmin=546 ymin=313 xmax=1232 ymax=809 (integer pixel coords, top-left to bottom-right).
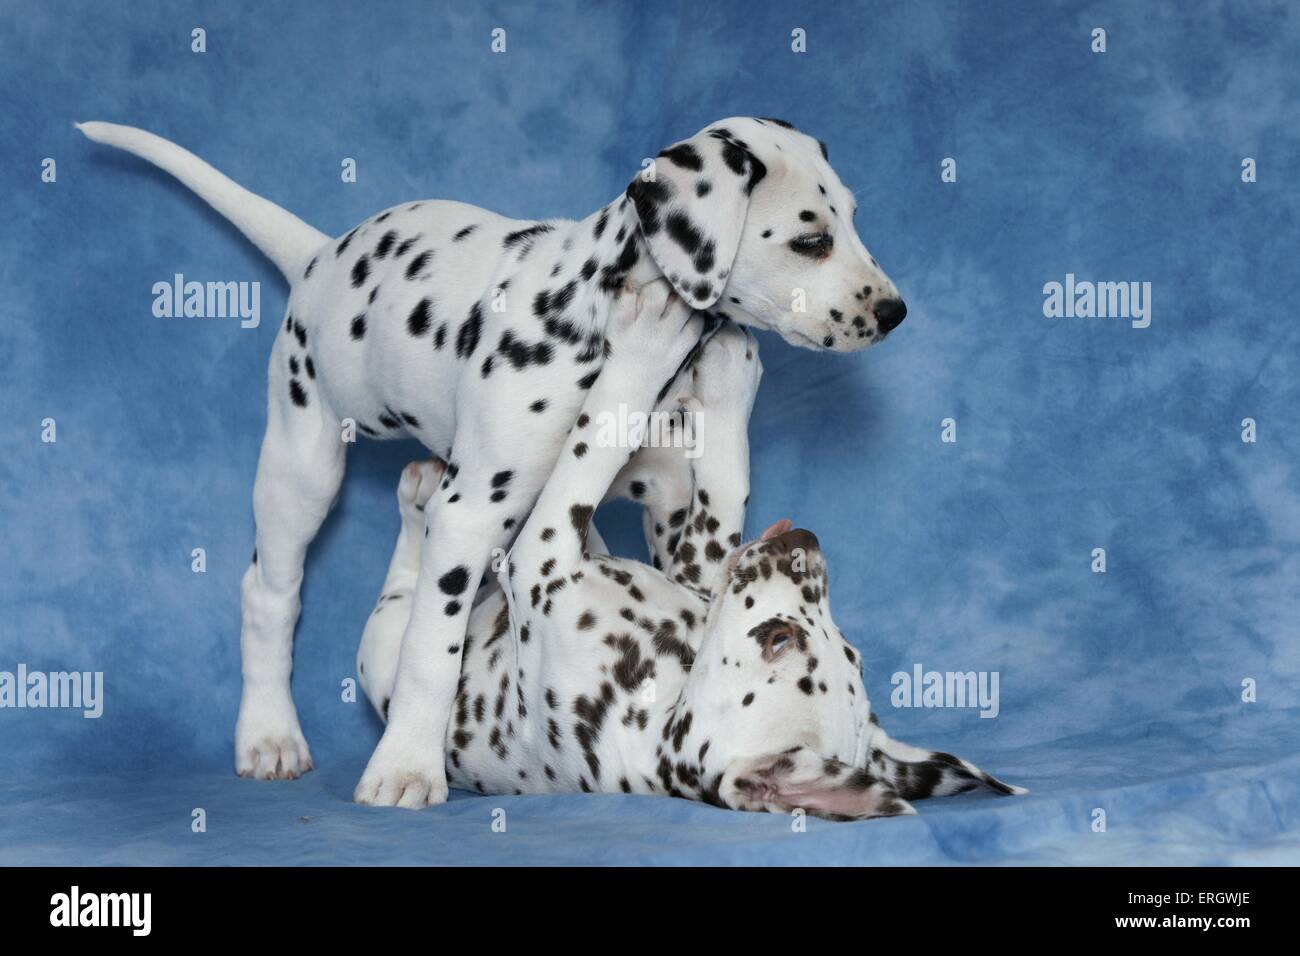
xmin=626 ymin=128 xmax=767 ymax=310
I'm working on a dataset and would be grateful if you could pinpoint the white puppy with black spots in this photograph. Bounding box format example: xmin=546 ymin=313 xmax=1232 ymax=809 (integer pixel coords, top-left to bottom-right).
xmin=79 ymin=115 xmax=907 ymax=808
xmin=359 ymin=283 xmax=1021 ymax=818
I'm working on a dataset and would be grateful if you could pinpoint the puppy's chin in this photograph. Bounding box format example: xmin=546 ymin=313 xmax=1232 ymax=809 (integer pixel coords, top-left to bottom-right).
xmin=727 ymin=311 xmax=826 ymax=352
xmin=778 ymin=322 xmax=885 ymax=354
xmin=767 ymin=323 xmax=832 ymax=352
xmin=783 ymin=329 xmax=830 ymax=351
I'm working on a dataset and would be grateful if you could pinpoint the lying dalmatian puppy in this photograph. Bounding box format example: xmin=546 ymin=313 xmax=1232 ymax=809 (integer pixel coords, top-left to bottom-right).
xmin=359 ymin=283 xmax=1022 ymax=819
xmin=78 ymin=115 xmax=908 ymax=808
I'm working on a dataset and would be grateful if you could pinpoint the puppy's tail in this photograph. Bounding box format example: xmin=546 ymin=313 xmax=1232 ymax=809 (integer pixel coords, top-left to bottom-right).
xmin=864 ymin=722 xmax=1027 ymax=800
xmin=76 ymin=121 xmax=327 ymax=280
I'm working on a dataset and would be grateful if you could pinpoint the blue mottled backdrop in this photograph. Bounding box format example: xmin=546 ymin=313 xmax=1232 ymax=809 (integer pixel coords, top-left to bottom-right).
xmin=2 ymin=0 xmax=1298 ymax=865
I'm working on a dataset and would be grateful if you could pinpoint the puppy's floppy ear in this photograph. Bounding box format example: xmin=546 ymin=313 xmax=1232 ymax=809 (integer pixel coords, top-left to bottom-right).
xmin=626 ymin=127 xmax=768 ymax=310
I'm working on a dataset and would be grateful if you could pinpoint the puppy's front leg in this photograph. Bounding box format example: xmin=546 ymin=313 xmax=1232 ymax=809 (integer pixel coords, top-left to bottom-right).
xmin=356 ymin=460 xmax=446 ymax=720
xmin=507 ymin=282 xmax=704 ymax=597
xmin=353 ymin=408 xmax=563 ymax=807
xmin=353 ymin=481 xmax=502 ymax=808
xmin=665 ymin=321 xmax=762 ymax=597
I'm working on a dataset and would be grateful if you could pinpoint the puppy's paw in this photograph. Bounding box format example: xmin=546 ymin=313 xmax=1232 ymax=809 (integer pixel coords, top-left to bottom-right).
xmin=691 ymin=321 xmax=761 ymax=416
xmin=235 ymin=697 xmax=314 ymax=780
xmin=353 ymin=726 xmax=448 ymax=809
xmin=606 ymin=279 xmax=704 ymax=375
xmin=397 ymin=459 xmax=445 ymax=529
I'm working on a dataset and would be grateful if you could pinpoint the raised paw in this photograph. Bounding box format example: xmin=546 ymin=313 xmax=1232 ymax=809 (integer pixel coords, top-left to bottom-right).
xmin=690 ymin=320 xmax=762 ymax=417
xmin=397 ymin=458 xmax=446 ymax=530
xmin=353 ymin=726 xmax=448 ymax=809
xmin=605 ymin=279 xmax=704 ymax=374
xmin=235 ymin=697 xmax=314 ymax=780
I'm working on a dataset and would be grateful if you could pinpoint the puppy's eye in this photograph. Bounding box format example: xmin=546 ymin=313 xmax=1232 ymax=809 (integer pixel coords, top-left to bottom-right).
xmin=789 ymin=232 xmax=833 ymax=257
xmin=762 ymin=627 xmax=796 ymax=662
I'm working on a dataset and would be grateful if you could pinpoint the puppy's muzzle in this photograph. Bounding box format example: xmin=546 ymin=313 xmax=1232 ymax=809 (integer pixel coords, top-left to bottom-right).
xmin=873 ymin=298 xmax=907 ymax=333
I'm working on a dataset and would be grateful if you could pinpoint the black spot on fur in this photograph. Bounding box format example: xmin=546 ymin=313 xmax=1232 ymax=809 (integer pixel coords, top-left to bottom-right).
xmin=533 ymin=280 xmax=579 ymax=326
xmin=453 ymin=224 xmax=477 ymax=241
xmin=406 ymin=251 xmax=432 ymax=279
xmin=351 ymin=255 xmax=370 ymax=288
xmin=625 ymin=178 xmax=672 ymax=236
xmin=714 ymin=134 xmax=768 ymax=194
xmin=456 ymin=303 xmax=483 ymax=358
xmin=665 ymin=212 xmax=716 ymax=274
xmin=652 ymin=620 xmax=695 ymax=668
xmin=439 ymin=566 xmax=470 ymax=596
xmin=407 ymin=298 xmax=432 ymax=336
xmin=570 ymin=503 xmax=594 ymax=537
xmin=498 ymin=330 xmax=554 ymax=369
xmin=288 ymin=380 xmax=307 ymax=407
xmin=598 ymin=236 xmax=641 ymax=293
xmin=503 ymin=223 xmax=553 ymax=255
xmin=659 ymin=143 xmax=703 ymax=171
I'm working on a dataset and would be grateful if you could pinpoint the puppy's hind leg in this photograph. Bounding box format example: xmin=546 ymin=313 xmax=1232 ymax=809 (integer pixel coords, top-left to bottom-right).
xmin=235 ymin=327 xmax=347 ymax=780
xmin=357 ymin=460 xmax=445 ymax=721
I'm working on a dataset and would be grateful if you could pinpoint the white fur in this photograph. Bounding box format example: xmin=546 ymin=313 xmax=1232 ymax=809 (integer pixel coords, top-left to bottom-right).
xmin=359 ymin=287 xmax=1022 ymax=819
xmin=79 ymin=116 xmax=908 ymax=807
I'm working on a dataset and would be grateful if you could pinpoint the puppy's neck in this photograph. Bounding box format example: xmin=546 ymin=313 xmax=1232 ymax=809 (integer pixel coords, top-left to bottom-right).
xmin=566 ymin=193 xmax=663 ymax=298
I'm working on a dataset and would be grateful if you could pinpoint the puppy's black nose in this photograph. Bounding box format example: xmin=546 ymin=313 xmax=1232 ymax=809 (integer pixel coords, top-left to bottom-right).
xmin=873 ymin=298 xmax=907 ymax=332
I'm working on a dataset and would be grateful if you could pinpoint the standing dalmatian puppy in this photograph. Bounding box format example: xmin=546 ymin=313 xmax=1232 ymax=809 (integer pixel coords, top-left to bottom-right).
xmin=360 ymin=284 xmax=1022 ymax=818
xmin=79 ymin=115 xmax=908 ymax=808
